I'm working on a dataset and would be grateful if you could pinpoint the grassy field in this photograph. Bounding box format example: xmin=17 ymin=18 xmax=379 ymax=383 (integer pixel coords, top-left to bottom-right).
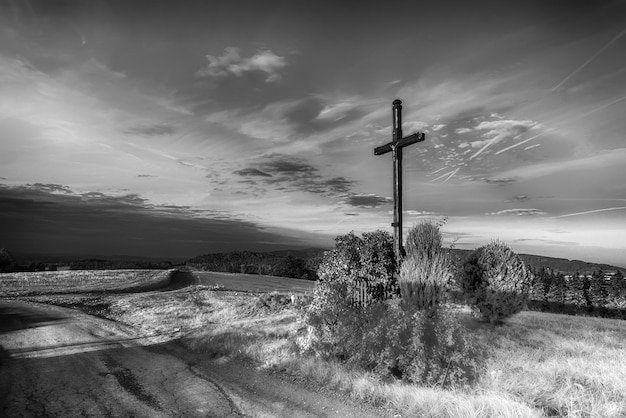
xmin=0 ymin=269 xmax=174 ymax=296
xmin=4 ymin=269 xmax=625 ymax=417
xmin=192 ymin=270 xmax=315 ymax=294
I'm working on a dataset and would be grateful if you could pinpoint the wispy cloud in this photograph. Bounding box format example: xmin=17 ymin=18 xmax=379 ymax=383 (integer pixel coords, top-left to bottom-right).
xmin=493 ymin=132 xmax=545 ymax=155
xmin=486 ymin=209 xmax=546 ymax=216
xmin=125 ymin=124 xmax=176 ymax=137
xmin=195 ymin=47 xmax=287 ymax=82
xmin=552 ymin=29 xmax=626 ymax=91
xmin=553 ymin=206 xmax=626 ymax=218
xmin=431 ymin=168 xmax=459 ymax=183
xmin=469 ymin=119 xmax=540 ymax=160
xmin=483 ymin=177 xmax=517 ymax=184
xmin=497 ymin=149 xmax=626 ymax=181
xmin=234 ymin=168 xmax=272 ymax=177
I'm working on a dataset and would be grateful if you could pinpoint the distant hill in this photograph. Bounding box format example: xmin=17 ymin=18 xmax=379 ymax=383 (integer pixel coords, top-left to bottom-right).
xmin=6 ymin=246 xmax=621 ymax=276
xmin=449 ymin=248 xmax=624 ymax=274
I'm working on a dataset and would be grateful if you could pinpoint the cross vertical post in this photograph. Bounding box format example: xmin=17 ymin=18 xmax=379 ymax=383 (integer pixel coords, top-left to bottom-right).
xmin=374 ymin=99 xmax=425 ymax=262
xmin=392 ymin=100 xmax=403 ymax=261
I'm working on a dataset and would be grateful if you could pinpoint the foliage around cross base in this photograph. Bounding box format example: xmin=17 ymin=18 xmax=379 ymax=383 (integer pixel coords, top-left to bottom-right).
xmin=299 ymin=296 xmax=484 ymax=387
xmin=300 ymin=229 xmax=484 ymax=387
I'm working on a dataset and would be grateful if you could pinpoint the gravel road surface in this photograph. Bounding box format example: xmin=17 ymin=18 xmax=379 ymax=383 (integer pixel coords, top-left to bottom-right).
xmin=0 ymin=300 xmax=396 ymax=417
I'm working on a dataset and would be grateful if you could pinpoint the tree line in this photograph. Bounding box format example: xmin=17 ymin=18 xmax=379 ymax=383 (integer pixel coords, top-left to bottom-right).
xmin=185 ymin=250 xmax=319 ymax=280
xmin=528 ymin=267 xmax=626 ymax=318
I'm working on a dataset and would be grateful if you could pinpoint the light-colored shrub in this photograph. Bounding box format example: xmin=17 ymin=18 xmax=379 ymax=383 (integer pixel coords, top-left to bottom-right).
xmin=400 ymin=221 xmax=455 ymax=311
xmin=404 ymin=219 xmax=444 ymax=261
xmin=399 ymin=253 xmax=454 ymax=311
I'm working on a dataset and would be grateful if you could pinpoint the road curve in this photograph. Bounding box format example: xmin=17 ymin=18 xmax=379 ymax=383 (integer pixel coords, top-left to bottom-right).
xmin=0 ymin=301 xmax=242 ymax=417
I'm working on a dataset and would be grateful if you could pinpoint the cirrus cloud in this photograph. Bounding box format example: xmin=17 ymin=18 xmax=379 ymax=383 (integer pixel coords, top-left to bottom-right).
xmin=195 ymin=47 xmax=287 ymax=83
xmin=486 ymin=208 xmax=546 ymax=216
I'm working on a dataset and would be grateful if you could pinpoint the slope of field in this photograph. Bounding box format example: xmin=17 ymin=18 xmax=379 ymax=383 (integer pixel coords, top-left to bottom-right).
xmin=0 ymin=269 xmax=174 ymax=296
xmin=192 ymin=270 xmax=315 ymax=294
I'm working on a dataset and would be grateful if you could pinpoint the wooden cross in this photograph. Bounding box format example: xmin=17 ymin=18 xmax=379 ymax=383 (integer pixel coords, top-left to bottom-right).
xmin=374 ymin=99 xmax=425 ymax=261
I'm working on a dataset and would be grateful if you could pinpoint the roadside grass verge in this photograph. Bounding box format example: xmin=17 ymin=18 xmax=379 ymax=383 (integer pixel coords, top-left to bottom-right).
xmin=0 ymin=269 xmax=174 ymax=296
xmin=104 ymin=286 xmax=626 ymax=418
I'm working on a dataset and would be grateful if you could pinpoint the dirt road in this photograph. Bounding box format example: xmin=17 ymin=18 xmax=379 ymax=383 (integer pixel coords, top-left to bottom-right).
xmin=0 ymin=301 xmax=395 ymax=418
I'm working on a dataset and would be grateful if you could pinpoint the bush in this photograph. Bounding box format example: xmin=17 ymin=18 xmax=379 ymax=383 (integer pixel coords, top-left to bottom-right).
xmin=400 ymin=221 xmax=454 ymax=311
xmin=404 ymin=220 xmax=444 ymax=261
xmin=460 ymin=241 xmax=533 ymax=324
xmin=300 ymin=229 xmax=484 ymax=387
xmin=299 ymin=299 xmax=484 ymax=387
xmin=399 ymin=253 xmax=454 ymax=311
xmin=256 ymin=291 xmax=290 ymax=311
xmin=301 ymin=230 xmax=396 ymax=358
xmin=299 ymin=278 xmax=358 ymax=358
xmin=407 ymin=306 xmax=485 ymax=387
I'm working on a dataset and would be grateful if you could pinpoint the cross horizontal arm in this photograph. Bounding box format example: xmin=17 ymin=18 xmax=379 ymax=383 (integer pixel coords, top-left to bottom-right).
xmin=396 ymin=132 xmax=425 ymax=148
xmin=374 ymin=143 xmax=393 ymax=155
xmin=374 ymin=132 xmax=425 ymax=156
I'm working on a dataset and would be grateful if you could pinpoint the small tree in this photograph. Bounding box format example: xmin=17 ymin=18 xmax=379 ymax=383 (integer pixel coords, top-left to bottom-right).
xmin=546 ymin=272 xmax=567 ymax=306
xmin=590 ymin=269 xmax=610 ymax=309
xmin=567 ymin=272 xmax=587 ymax=308
xmin=460 ymin=241 xmax=533 ymax=324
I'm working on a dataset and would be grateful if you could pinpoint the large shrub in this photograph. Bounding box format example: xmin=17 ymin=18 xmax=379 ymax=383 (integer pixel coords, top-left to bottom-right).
xmin=300 ymin=228 xmax=484 ymax=387
xmin=301 ymin=231 xmax=396 ymax=358
xmin=299 ymin=299 xmax=484 ymax=387
xmin=460 ymin=241 xmax=533 ymax=324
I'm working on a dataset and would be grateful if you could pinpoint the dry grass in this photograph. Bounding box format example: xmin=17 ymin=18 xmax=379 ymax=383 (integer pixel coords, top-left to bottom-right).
xmin=0 ymin=269 xmax=174 ymax=296
xmin=105 ymin=286 xmax=626 ymax=418
xmin=475 ymin=311 xmax=626 ymax=417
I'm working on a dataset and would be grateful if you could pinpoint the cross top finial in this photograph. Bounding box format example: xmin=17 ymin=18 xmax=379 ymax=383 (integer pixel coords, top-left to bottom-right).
xmin=392 ymin=99 xmax=402 ymax=106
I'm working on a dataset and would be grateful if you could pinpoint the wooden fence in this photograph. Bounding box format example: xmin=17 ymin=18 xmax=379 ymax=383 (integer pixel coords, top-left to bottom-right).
xmin=351 ymin=279 xmax=399 ymax=308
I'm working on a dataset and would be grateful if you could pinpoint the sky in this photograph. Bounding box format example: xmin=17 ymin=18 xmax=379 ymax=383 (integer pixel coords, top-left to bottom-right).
xmin=1 ymin=0 xmax=625 ymax=266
